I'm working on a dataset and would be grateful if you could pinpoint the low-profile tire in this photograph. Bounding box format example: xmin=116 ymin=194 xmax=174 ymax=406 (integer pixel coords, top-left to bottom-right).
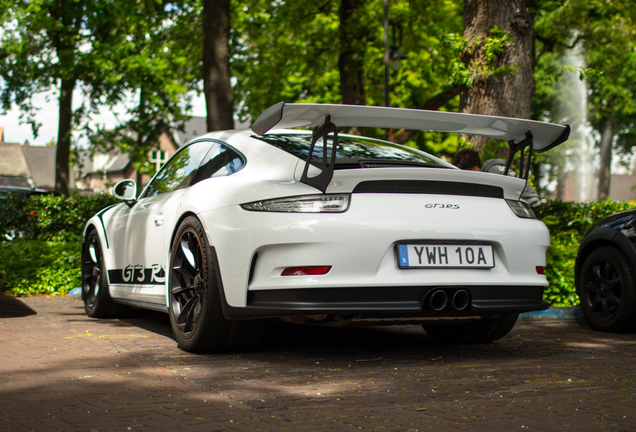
xmin=577 ymin=246 xmax=636 ymax=332
xmin=423 ymin=313 xmax=519 ymax=344
xmin=82 ymin=230 xmax=125 ymax=318
xmin=168 ymin=216 xmax=264 ymax=353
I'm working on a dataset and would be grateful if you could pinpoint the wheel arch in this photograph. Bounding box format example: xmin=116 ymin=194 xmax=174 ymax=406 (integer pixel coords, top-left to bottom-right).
xmin=82 ymin=216 xmax=111 ymax=255
xmin=168 ymin=211 xmax=201 ymax=251
xmin=166 ymin=211 xmax=236 ymax=320
xmin=575 ymin=228 xmax=636 ymax=289
xmin=82 ymin=204 xmax=116 ymax=250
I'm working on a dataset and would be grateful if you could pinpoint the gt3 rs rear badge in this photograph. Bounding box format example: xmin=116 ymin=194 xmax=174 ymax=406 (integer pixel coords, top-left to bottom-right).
xmin=425 ymin=203 xmax=460 ymax=209
xmin=108 ymin=264 xmax=166 ymax=285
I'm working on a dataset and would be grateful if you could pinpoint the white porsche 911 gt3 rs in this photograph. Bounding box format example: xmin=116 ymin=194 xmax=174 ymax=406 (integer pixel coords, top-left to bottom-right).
xmin=81 ymin=102 xmax=570 ymax=352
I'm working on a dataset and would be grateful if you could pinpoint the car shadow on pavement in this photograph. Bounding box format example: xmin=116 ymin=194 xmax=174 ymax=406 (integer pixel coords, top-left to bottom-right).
xmin=118 ymin=307 xmax=174 ymax=339
xmin=73 ymin=306 xmax=580 ymax=362
xmin=249 ymin=319 xmax=562 ymax=363
xmin=61 ymin=297 xmax=584 ymax=362
xmin=0 ymin=292 xmax=37 ymax=318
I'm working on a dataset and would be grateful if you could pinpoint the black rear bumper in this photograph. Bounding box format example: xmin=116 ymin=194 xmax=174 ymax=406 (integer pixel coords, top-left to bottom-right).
xmin=222 ymin=285 xmax=548 ymax=320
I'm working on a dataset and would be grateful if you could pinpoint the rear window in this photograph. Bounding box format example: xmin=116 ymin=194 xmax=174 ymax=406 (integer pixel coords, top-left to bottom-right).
xmin=253 ymin=133 xmax=451 ymax=168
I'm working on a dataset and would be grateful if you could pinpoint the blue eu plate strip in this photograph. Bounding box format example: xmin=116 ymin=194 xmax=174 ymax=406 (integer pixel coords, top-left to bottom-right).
xmin=398 ymin=244 xmax=409 ymax=267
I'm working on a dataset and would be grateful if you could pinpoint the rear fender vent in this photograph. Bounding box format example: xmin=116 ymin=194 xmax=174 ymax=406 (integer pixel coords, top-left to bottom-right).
xmin=352 ymin=180 xmax=504 ymax=198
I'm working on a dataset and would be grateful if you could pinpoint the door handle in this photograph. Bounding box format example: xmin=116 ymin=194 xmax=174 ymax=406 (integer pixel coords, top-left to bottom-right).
xmin=154 ymin=211 xmax=166 ymax=227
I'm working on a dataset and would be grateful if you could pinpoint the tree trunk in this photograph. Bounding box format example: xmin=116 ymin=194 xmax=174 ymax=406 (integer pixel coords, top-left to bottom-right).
xmin=555 ymin=165 xmax=565 ymax=201
xmin=393 ymin=84 xmax=466 ymax=144
xmin=202 ymin=0 xmax=234 ymax=132
xmin=55 ymin=77 xmax=75 ymax=196
xmin=135 ymin=89 xmax=147 ymax=196
xmin=532 ymin=160 xmax=541 ymax=194
xmin=339 ymin=0 xmax=366 ymax=106
xmin=597 ymin=121 xmax=613 ymax=201
xmin=460 ymin=0 xmax=535 ymax=153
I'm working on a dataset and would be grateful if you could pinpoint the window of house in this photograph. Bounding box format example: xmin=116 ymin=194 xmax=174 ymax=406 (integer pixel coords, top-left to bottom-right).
xmin=150 ymin=150 xmax=170 ymax=172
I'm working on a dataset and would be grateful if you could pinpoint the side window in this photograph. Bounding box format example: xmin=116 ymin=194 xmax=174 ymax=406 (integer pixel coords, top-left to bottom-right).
xmin=190 ymin=143 xmax=245 ymax=186
xmin=144 ymin=142 xmax=213 ymax=198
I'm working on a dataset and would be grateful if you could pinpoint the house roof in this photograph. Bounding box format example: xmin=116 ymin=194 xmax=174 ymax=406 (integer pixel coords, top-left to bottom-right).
xmin=173 ymin=117 xmax=207 ymax=147
xmin=0 ymin=142 xmax=34 ymax=188
xmin=0 ymin=142 xmax=30 ymax=177
xmin=76 ymin=148 xmax=131 ymax=177
xmin=22 ymin=145 xmax=57 ymax=189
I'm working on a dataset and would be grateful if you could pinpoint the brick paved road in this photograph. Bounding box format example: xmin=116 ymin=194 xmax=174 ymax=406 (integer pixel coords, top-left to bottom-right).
xmin=1 ymin=294 xmax=635 ymax=431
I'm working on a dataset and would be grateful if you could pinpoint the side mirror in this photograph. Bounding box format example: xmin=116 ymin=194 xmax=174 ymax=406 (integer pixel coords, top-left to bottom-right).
xmin=112 ymin=180 xmax=137 ymax=206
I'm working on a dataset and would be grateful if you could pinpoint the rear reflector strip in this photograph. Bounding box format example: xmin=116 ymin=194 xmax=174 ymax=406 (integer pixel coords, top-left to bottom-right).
xmin=281 ymin=266 xmax=332 ymax=276
xmin=536 ymin=266 xmax=544 ymax=275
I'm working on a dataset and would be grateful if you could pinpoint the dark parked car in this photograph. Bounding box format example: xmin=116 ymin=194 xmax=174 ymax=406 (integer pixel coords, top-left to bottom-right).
xmin=0 ymin=186 xmax=52 ymax=201
xmin=576 ymin=209 xmax=636 ymax=332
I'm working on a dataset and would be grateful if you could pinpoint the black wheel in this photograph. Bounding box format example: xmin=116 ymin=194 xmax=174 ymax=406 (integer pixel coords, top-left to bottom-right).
xmin=423 ymin=313 xmax=519 ymax=344
xmin=577 ymin=246 xmax=636 ymax=332
xmin=82 ymin=230 xmax=123 ymax=318
xmin=169 ymin=216 xmax=264 ymax=353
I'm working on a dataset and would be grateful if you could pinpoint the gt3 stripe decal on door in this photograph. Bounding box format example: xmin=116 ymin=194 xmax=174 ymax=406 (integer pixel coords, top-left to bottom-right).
xmin=108 ymin=264 xmax=166 ymax=285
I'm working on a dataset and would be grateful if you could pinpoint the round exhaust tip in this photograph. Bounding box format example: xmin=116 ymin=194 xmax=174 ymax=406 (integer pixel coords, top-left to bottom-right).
xmin=427 ymin=290 xmax=448 ymax=311
xmin=452 ymin=289 xmax=470 ymax=311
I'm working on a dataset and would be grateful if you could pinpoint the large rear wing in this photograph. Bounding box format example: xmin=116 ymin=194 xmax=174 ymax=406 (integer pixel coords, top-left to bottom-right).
xmin=252 ymin=102 xmax=570 ymax=192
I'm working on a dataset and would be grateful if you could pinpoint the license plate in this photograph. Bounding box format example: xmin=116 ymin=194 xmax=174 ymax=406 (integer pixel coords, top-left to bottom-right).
xmin=397 ymin=244 xmax=494 ymax=269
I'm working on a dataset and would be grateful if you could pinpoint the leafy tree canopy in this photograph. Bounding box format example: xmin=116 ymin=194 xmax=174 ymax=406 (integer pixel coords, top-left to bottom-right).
xmin=83 ymin=0 xmax=199 ymax=179
xmin=231 ymin=0 xmax=463 ymax=159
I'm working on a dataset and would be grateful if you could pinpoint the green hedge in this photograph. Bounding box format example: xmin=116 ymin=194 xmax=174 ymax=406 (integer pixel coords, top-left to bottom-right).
xmin=0 ymin=193 xmax=117 ymax=296
xmin=542 ymin=199 xmax=635 ymax=306
xmin=0 ymin=194 xmax=634 ymax=305
xmin=0 ymin=240 xmax=81 ymax=296
xmin=0 ymin=193 xmax=118 ymax=243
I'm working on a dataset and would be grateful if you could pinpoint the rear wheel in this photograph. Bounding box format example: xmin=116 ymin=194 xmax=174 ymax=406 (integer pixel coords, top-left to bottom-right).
xmin=82 ymin=230 xmax=124 ymax=318
xmin=577 ymin=246 xmax=636 ymax=332
xmin=423 ymin=313 xmax=519 ymax=344
xmin=168 ymin=216 xmax=264 ymax=353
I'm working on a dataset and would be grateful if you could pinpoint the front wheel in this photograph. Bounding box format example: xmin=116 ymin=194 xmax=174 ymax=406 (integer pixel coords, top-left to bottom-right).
xmin=423 ymin=313 xmax=519 ymax=344
xmin=577 ymin=246 xmax=636 ymax=332
xmin=168 ymin=216 xmax=264 ymax=353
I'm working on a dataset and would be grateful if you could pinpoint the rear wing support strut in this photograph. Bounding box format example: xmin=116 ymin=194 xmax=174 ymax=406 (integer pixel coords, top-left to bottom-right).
xmin=504 ymin=131 xmax=534 ymax=181
xmin=300 ymin=115 xmax=339 ymax=193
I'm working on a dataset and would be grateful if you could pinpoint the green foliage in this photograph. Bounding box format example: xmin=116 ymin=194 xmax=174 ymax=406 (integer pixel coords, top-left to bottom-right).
xmin=84 ymin=0 xmax=198 ymax=178
xmin=0 ymin=193 xmax=117 ymax=295
xmin=0 ymin=0 xmax=141 ymax=137
xmin=542 ymin=199 xmax=635 ymax=306
xmin=0 ymin=240 xmax=81 ymax=296
xmin=534 ymin=0 xmax=636 ymax=193
xmin=232 ymin=0 xmax=463 ymax=132
xmin=0 ymin=193 xmax=117 ymax=243
xmin=450 ymin=26 xmax=517 ymax=85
